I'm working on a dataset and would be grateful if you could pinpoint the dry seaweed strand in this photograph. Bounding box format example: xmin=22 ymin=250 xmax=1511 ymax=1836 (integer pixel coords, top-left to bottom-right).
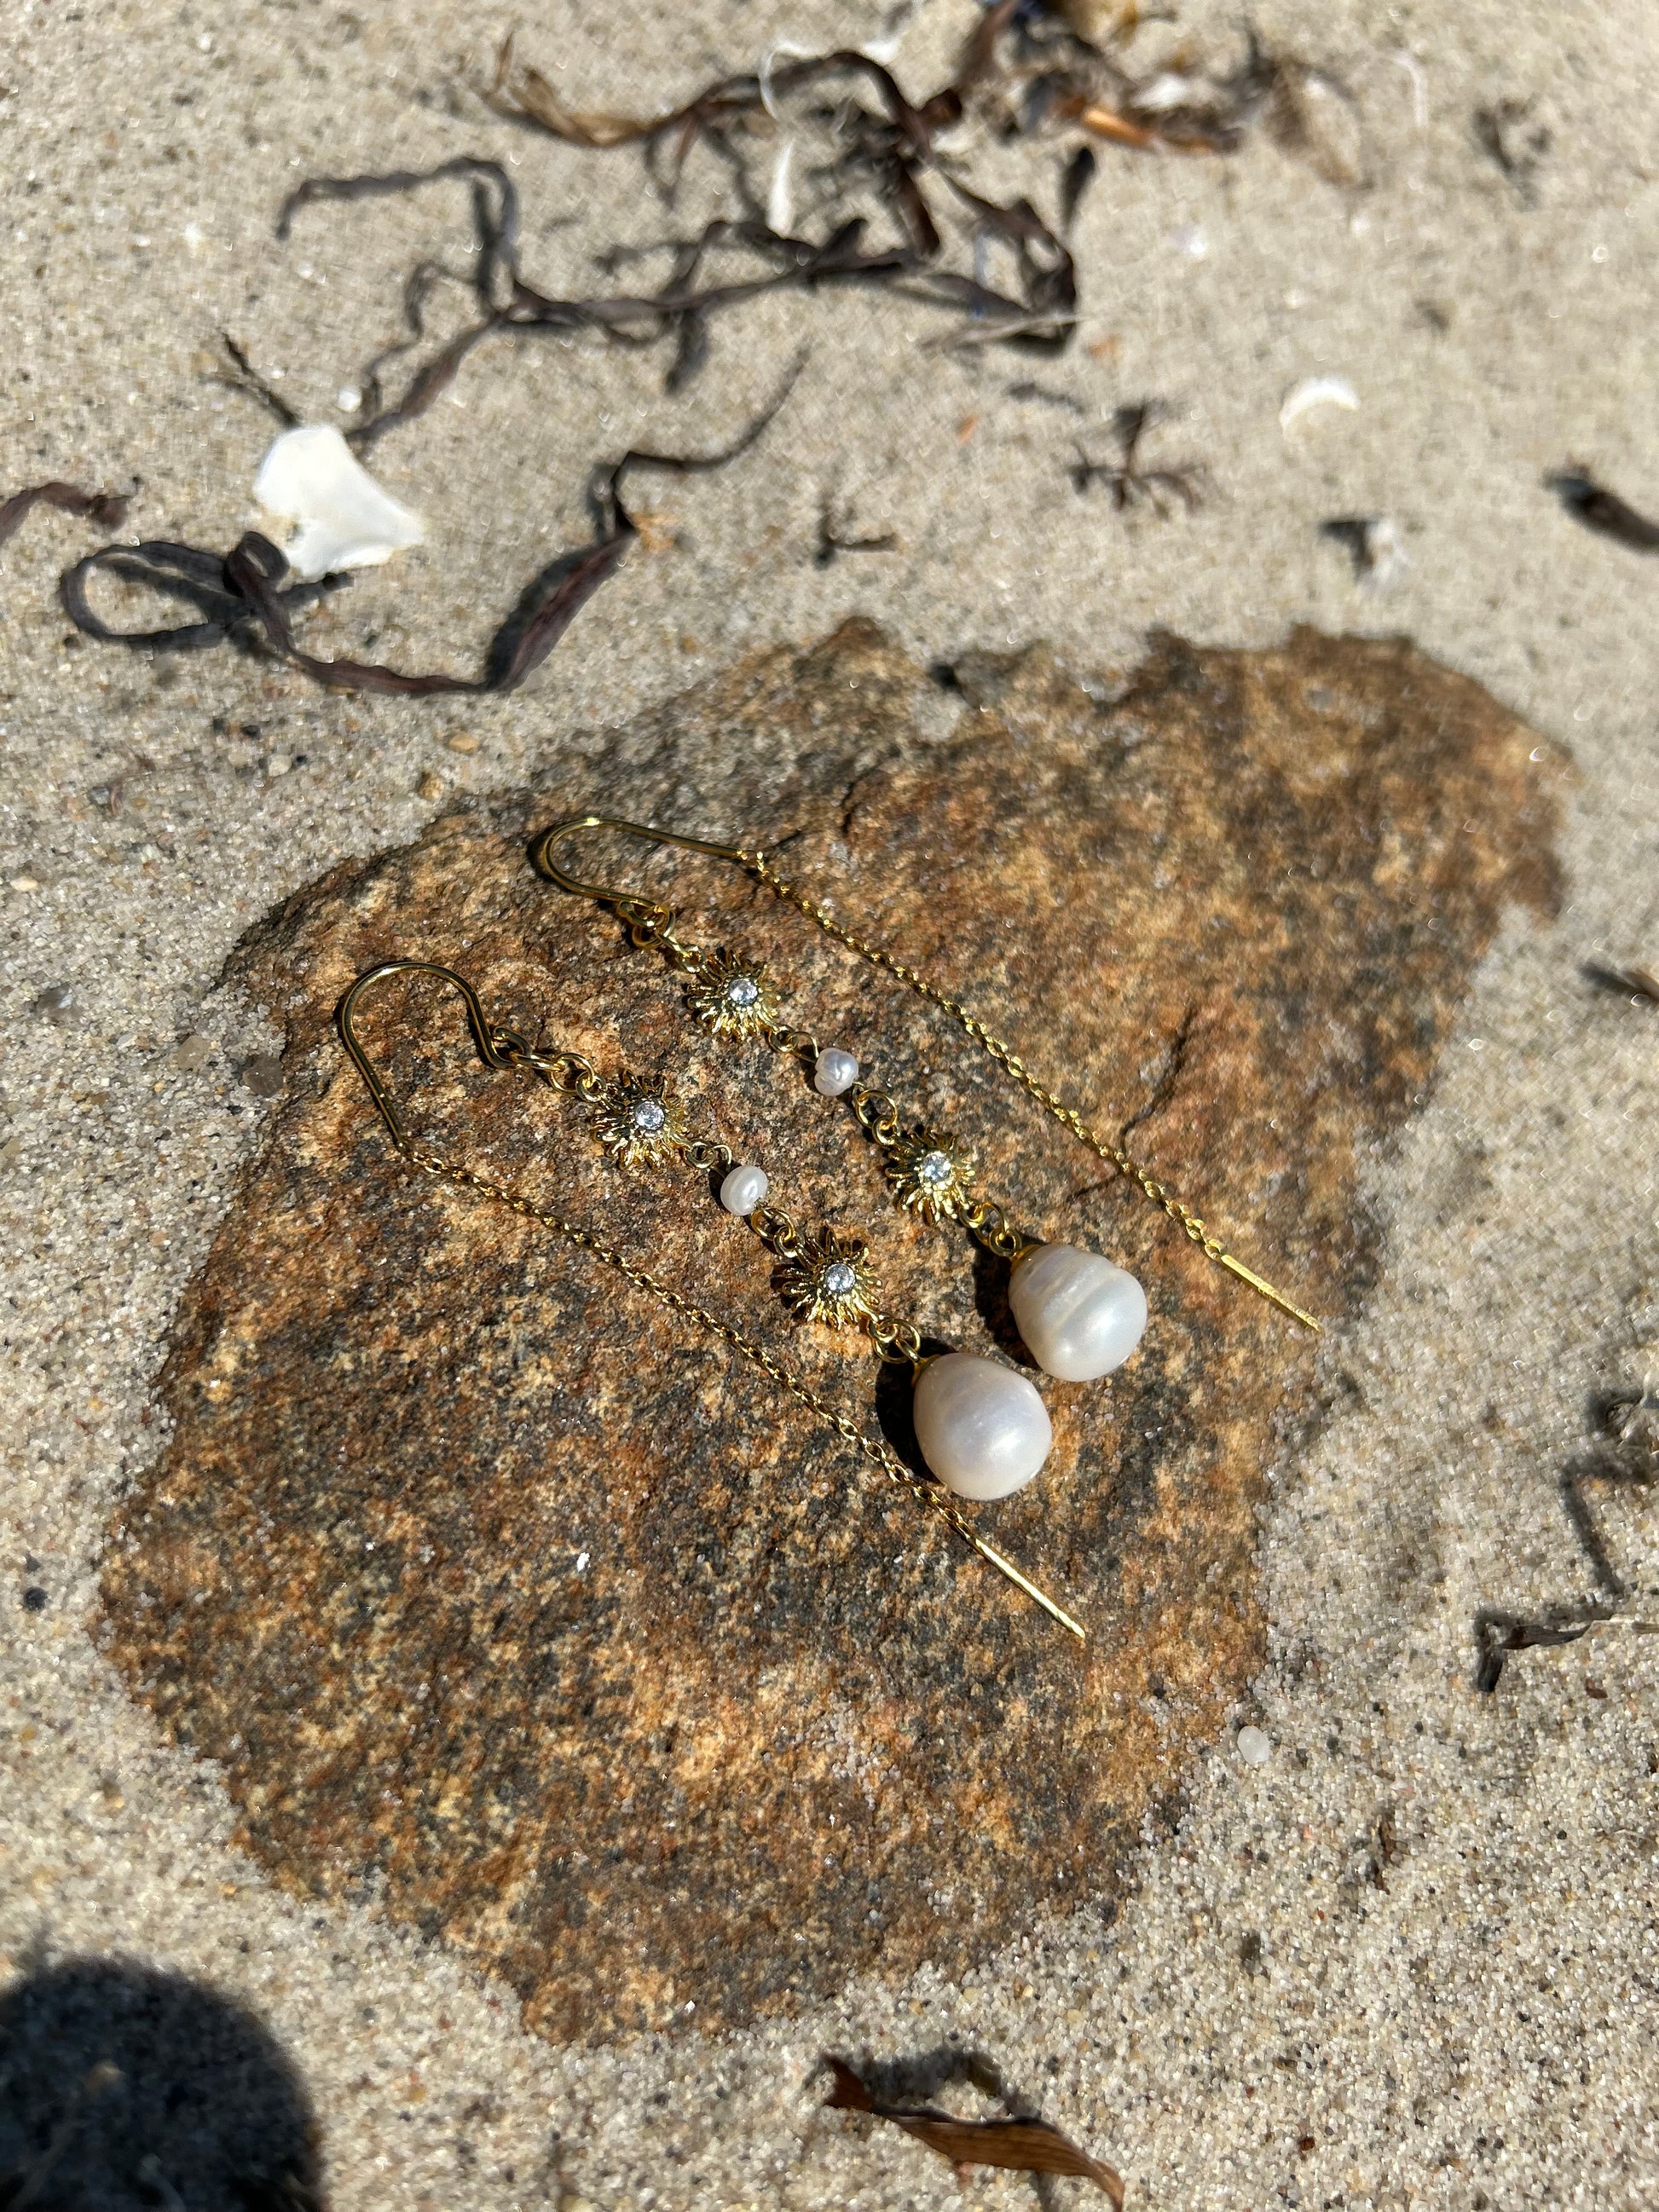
xmin=0 ymin=479 xmax=133 ymax=552
xmin=61 ymin=361 xmax=801 ymax=696
xmin=823 ymin=2055 xmax=1123 ymax=2202
xmin=273 ymin=156 xmax=943 ymax=442
xmin=482 ymin=36 xmax=1078 ymax=358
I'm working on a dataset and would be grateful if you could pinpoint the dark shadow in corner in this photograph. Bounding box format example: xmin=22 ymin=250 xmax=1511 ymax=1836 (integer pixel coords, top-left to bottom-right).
xmin=0 ymin=1956 xmax=321 ymax=2212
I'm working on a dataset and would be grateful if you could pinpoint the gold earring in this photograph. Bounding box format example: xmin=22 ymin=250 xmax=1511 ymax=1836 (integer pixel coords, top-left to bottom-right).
xmin=336 ymin=958 xmax=1085 ymax=1640
xmin=533 ymin=814 xmax=1318 ymax=1372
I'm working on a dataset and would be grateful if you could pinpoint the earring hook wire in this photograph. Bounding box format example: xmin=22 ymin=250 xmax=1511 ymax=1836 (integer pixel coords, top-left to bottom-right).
xmin=337 ymin=958 xmax=516 ymax=1146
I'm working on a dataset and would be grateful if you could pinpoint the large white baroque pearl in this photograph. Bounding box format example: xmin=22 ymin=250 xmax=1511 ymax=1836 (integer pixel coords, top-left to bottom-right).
xmin=1009 ymin=1244 xmax=1147 ymax=1381
xmin=912 ymin=1352 xmax=1052 ymax=1501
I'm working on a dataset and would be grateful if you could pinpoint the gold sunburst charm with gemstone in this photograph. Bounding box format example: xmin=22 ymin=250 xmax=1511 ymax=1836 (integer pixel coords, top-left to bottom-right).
xmin=885 ymin=1129 xmax=975 ymax=1223
xmin=592 ymin=1077 xmax=687 ymax=1170
xmin=685 ymin=948 xmax=778 ymax=1040
xmin=774 ymin=1224 xmax=880 ymax=1331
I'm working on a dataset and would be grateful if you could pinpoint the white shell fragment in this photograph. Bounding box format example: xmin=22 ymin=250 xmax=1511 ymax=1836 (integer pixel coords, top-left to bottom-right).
xmin=252 ymin=424 xmax=423 ymax=581
xmin=1236 ymin=1725 xmax=1272 ymax=1767
xmin=1009 ymin=1245 xmax=1147 ymax=1382
xmin=911 ymin=1353 xmax=1052 ymax=1502
xmin=813 ymin=1048 xmax=860 ymax=1097
xmin=719 ymin=1163 xmax=770 ymax=1216
xmin=1279 ymin=375 xmax=1360 ymax=436
xmin=766 ymin=140 xmax=795 ymax=236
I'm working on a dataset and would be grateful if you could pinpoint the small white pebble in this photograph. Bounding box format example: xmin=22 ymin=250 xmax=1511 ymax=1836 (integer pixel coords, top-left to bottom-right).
xmin=720 ymin=1164 xmax=770 ymax=1216
xmin=575 ymin=1551 xmax=590 ymax=1573
xmin=264 ymin=754 xmax=292 ymax=778
xmin=1236 ymin=1725 xmax=1272 ymax=1767
xmin=9 ymin=875 xmax=40 ymax=893
xmin=813 ymin=1048 xmax=860 ymax=1098
xmin=337 ymin=384 xmax=362 ymax=413
xmin=171 ymin=1032 xmax=214 ymax=1074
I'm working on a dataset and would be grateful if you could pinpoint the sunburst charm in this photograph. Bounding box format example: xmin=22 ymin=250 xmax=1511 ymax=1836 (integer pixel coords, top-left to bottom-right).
xmin=592 ymin=1077 xmax=687 ymax=1170
xmin=885 ymin=1129 xmax=975 ymax=1222
xmin=686 ymin=949 xmax=777 ymax=1040
xmin=775 ymin=1224 xmax=880 ymax=1331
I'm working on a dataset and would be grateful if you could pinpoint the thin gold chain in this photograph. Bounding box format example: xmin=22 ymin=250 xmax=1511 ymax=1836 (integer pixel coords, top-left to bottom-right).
xmin=746 ymin=855 xmax=1320 ymax=1334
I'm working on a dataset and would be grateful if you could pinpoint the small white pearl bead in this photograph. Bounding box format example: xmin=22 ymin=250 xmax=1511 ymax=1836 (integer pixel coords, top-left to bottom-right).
xmin=813 ymin=1047 xmax=860 ymax=1097
xmin=719 ymin=1164 xmax=770 ymax=1216
xmin=1009 ymin=1244 xmax=1147 ymax=1381
xmin=911 ymin=1352 xmax=1052 ymax=1501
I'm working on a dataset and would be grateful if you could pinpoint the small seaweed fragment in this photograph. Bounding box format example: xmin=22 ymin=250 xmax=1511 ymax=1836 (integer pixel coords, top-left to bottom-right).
xmin=1546 ymin=468 xmax=1659 ymax=554
xmin=1474 ymin=95 xmax=1551 ymax=206
xmin=1008 ymin=378 xmax=1085 ymax=413
xmin=60 ymin=362 xmax=801 ymax=697
xmin=824 ymin=2054 xmax=1123 ymax=2200
xmin=1070 ymin=401 xmax=1203 ymax=512
xmin=814 ymin=489 xmax=898 ymax=568
xmin=1059 ymin=143 xmax=1097 ymax=228
xmin=60 ymin=540 xmax=350 ymax=654
xmin=964 ymin=5 xmax=1281 ymax=157
xmin=1476 ymin=1607 xmax=1659 ymax=1695
xmin=276 ymin=154 xmax=921 ymax=413
xmin=1582 ymin=961 xmax=1659 ymax=1003
xmin=0 ymin=479 xmax=133 ymax=552
xmin=1321 ymin=515 xmax=1409 ymax=594
xmin=213 ymin=335 xmax=302 ymax=430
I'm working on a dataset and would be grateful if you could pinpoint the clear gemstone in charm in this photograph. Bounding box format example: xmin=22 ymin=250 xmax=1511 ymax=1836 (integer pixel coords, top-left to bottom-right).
xmin=823 ymin=1260 xmax=858 ymax=1297
xmin=886 ymin=1129 xmax=974 ymax=1220
xmin=689 ymin=952 xmax=775 ymax=1037
xmin=632 ymin=1100 xmax=667 ymax=1133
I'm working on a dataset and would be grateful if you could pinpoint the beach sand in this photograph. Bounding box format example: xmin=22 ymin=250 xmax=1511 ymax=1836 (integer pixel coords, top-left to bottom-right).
xmin=3 ymin=1 xmax=1658 ymax=2204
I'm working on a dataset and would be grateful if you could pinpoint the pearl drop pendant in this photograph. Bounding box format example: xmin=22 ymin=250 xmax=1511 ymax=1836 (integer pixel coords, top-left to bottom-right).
xmin=1009 ymin=1244 xmax=1147 ymax=1381
xmin=912 ymin=1352 xmax=1052 ymax=1501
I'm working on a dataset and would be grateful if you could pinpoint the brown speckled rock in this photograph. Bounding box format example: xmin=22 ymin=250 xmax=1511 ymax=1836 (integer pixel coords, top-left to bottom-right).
xmin=101 ymin=621 xmax=1564 ymax=2040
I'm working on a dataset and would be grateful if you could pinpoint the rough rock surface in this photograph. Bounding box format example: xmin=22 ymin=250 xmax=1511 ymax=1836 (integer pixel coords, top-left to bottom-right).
xmin=101 ymin=621 xmax=1564 ymax=2041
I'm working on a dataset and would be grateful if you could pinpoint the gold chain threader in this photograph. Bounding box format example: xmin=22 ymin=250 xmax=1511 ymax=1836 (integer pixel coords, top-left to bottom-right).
xmin=336 ymin=961 xmax=1084 ymax=1641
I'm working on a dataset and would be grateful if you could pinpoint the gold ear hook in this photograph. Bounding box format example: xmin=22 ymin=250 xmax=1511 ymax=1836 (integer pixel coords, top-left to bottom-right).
xmin=531 ymin=814 xmax=761 ymax=921
xmin=337 ymin=960 xmax=514 ymax=1146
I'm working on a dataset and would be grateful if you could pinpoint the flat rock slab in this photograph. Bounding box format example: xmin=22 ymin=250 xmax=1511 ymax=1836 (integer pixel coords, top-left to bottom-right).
xmin=101 ymin=621 xmax=1563 ymax=2040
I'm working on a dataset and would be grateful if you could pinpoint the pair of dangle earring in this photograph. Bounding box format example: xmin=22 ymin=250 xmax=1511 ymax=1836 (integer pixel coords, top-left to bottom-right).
xmin=336 ymin=961 xmax=1084 ymax=1635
